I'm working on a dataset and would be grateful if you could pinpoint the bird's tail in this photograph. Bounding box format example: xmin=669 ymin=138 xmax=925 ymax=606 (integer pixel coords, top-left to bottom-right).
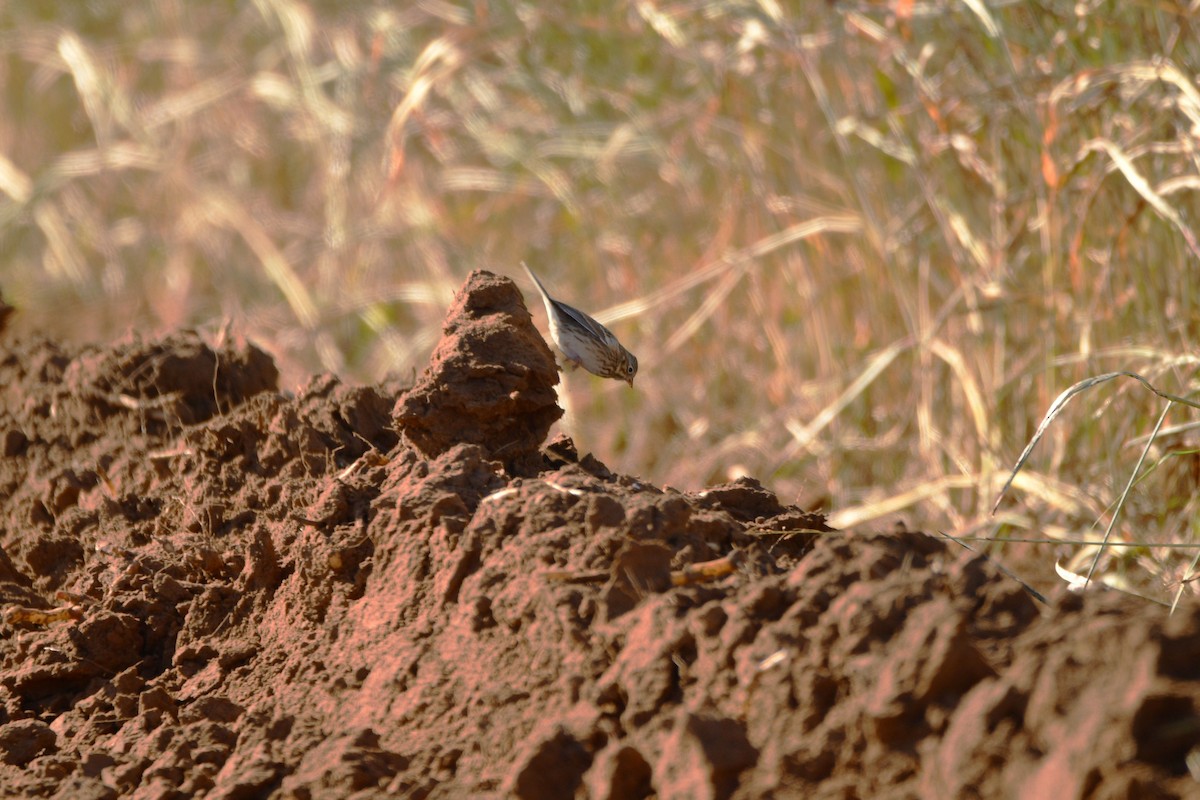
xmin=520 ymin=261 xmax=552 ymax=303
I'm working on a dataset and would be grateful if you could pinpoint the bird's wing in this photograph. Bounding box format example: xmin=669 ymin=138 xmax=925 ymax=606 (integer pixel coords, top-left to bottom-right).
xmin=553 ymin=299 xmax=621 ymax=349
xmin=522 ymin=262 xmax=621 ymax=348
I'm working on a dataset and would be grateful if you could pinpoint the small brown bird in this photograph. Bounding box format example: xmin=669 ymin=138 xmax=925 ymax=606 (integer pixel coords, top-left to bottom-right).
xmin=522 ymin=262 xmax=638 ymax=387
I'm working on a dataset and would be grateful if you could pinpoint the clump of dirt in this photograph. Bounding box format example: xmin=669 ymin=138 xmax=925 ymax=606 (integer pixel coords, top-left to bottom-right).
xmin=0 ymin=272 xmax=1197 ymax=799
xmin=394 ymin=270 xmax=561 ymax=475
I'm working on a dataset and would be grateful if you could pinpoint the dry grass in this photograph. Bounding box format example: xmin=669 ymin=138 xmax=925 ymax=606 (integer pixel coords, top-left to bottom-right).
xmin=1 ymin=1 xmax=1198 ymax=601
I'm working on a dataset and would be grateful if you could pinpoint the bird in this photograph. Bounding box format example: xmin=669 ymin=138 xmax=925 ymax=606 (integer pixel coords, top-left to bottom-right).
xmin=521 ymin=262 xmax=638 ymax=387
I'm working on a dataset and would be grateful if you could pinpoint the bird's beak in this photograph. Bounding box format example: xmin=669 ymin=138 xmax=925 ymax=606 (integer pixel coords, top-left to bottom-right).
xmin=625 ymin=377 xmax=634 ymax=388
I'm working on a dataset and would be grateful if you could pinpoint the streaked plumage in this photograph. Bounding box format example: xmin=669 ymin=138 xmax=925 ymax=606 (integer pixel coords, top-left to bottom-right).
xmin=521 ymin=263 xmax=638 ymax=387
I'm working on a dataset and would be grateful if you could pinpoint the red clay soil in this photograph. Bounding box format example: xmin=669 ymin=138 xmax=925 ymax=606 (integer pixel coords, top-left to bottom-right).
xmin=0 ymin=271 xmax=1197 ymax=799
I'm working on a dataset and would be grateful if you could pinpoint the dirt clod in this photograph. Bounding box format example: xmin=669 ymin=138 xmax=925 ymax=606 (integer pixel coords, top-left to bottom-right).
xmin=394 ymin=270 xmax=561 ymax=475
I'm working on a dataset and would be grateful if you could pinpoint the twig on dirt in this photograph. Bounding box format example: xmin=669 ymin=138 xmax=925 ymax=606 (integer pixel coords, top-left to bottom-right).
xmin=757 ymin=650 xmax=788 ymax=671
xmin=542 ymin=479 xmax=587 ymax=497
xmin=55 ymin=589 xmax=97 ymax=605
xmin=671 ymin=553 xmax=740 ymax=586
xmin=746 ymin=527 xmax=836 ymax=537
xmin=540 ymin=569 xmax=607 ymax=584
xmin=335 ymin=449 xmax=389 ymax=481
xmin=85 ymin=388 xmax=185 ymax=418
xmin=4 ymin=604 xmax=84 ymax=627
xmin=147 ymin=444 xmax=195 ymax=461
xmin=95 ymin=464 xmax=118 ymax=499
xmin=540 ymin=553 xmax=743 ymax=587
xmin=480 ymin=487 xmax=518 ymax=504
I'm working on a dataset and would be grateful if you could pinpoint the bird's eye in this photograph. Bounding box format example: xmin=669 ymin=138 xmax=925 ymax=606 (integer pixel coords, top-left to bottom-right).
xmin=627 ymin=364 xmax=635 ymax=374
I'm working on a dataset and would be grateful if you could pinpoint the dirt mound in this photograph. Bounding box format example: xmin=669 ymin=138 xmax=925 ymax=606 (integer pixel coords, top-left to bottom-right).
xmin=394 ymin=270 xmax=562 ymax=475
xmin=0 ymin=271 xmax=1197 ymax=799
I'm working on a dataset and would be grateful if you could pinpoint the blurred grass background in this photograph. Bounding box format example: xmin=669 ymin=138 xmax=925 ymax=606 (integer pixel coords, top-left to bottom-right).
xmin=1 ymin=1 xmax=1198 ymax=599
